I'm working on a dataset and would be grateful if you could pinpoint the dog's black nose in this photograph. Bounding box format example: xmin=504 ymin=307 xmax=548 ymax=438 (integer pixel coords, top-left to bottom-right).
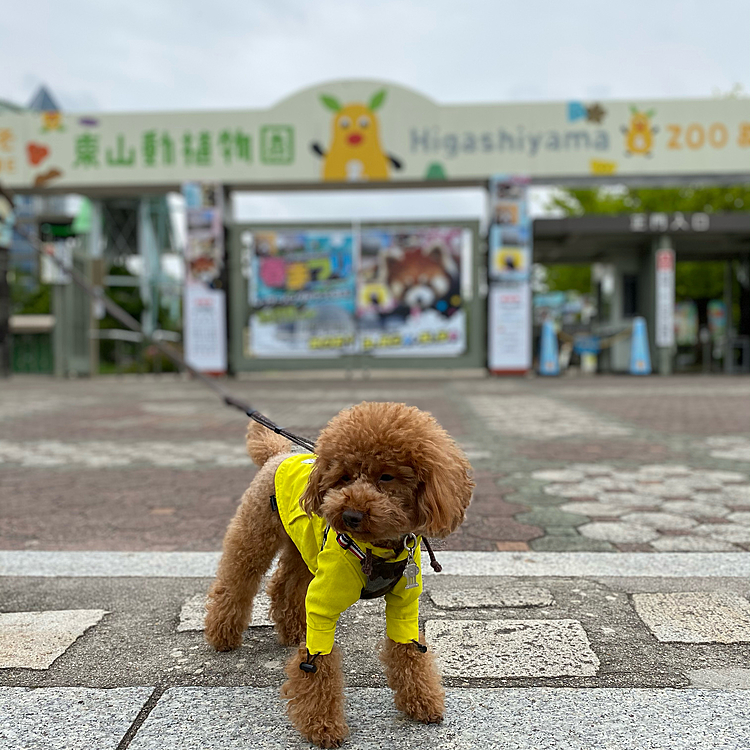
xmin=342 ymin=510 xmax=364 ymax=529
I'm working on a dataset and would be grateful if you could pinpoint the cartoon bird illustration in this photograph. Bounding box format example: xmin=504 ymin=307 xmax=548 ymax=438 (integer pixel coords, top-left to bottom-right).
xmin=622 ymin=107 xmax=658 ymax=156
xmin=311 ymin=89 xmax=402 ymax=181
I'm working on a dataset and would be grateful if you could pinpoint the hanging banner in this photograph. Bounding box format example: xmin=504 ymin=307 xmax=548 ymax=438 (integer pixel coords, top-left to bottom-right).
xmin=182 ymin=181 xmax=227 ymax=373
xmin=655 ymin=247 xmax=675 ymax=348
xmin=487 ymin=175 xmax=532 ymax=373
xmin=247 ymin=229 xmax=356 ymax=357
xmin=358 ymin=226 xmax=467 ymax=356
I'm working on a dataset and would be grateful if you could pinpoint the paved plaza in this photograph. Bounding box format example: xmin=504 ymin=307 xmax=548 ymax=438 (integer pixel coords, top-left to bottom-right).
xmin=1 ymin=374 xmax=749 ymax=553
xmin=1 ymin=373 xmax=749 ymax=748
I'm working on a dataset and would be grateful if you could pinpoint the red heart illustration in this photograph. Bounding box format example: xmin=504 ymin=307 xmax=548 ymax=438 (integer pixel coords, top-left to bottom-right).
xmin=27 ymin=142 xmax=49 ymax=166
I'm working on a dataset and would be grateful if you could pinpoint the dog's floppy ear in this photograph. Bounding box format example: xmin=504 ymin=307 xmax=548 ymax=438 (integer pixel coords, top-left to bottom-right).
xmin=416 ymin=442 xmax=474 ymax=537
xmin=300 ymin=459 xmax=328 ymax=517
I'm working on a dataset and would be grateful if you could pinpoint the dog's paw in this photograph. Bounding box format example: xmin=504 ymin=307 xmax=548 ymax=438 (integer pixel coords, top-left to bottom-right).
xmin=305 ymin=722 xmax=349 ymax=748
xmin=396 ymin=694 xmax=444 ymax=724
xmin=204 ymin=618 xmax=244 ymax=652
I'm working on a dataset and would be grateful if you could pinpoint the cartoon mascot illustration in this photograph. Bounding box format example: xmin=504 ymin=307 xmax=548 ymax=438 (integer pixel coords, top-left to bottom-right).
xmin=311 ymin=89 xmax=403 ymax=181
xmin=385 ymin=241 xmax=461 ymax=318
xmin=622 ymin=106 xmax=658 ymax=157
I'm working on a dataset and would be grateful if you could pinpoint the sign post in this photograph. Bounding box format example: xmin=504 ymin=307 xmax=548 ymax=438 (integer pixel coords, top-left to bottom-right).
xmin=655 ymin=238 xmax=675 ymax=376
xmin=487 ymin=175 xmax=532 ymax=374
xmin=182 ymin=182 xmax=227 ymax=374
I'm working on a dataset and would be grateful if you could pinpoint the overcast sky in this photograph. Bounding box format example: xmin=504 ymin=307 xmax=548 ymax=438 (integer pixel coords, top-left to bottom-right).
xmin=2 ymin=0 xmax=747 ymax=220
xmin=3 ymin=0 xmax=747 ymax=112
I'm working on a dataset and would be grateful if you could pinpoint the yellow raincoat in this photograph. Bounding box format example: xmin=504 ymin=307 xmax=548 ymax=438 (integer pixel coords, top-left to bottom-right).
xmin=274 ymin=453 xmax=422 ymax=655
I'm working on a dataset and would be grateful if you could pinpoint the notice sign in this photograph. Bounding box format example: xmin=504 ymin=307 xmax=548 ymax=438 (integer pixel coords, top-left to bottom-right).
xmin=487 ymin=174 xmax=532 ymax=373
xmin=655 ymin=247 xmax=675 ymax=348
xmin=182 ymin=181 xmax=227 ymax=373
xmin=184 ymin=283 xmax=227 ymax=372
xmin=488 ymin=283 xmax=531 ymax=373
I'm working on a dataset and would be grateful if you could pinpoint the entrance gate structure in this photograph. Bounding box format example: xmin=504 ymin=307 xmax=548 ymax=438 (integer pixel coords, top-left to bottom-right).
xmin=2 ymin=80 xmax=748 ymax=374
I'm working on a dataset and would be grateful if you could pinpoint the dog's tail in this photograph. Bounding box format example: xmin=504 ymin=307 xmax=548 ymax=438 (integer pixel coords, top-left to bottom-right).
xmin=245 ymin=419 xmax=291 ymax=467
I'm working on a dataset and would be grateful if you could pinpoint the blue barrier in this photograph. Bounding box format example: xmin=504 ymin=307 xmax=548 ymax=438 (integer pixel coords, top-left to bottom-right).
xmin=629 ymin=317 xmax=652 ymax=375
xmin=539 ymin=320 xmax=560 ymax=376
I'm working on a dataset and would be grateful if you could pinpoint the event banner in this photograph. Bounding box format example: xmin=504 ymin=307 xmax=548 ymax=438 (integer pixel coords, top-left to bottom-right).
xmin=245 ymin=225 xmax=468 ymax=358
xmin=182 ymin=181 xmax=227 ymax=373
xmin=487 ymin=175 xmax=533 ymax=373
xmin=248 ymin=230 xmax=357 ymax=357
xmin=358 ymin=227 xmax=467 ymax=357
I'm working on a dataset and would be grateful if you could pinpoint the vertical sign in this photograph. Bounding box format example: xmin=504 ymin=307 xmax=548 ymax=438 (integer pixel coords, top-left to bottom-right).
xmin=488 ymin=284 xmax=531 ymax=372
xmin=655 ymin=247 xmax=675 ymax=348
xmin=487 ymin=175 xmax=532 ymax=373
xmin=182 ymin=182 xmax=227 ymax=373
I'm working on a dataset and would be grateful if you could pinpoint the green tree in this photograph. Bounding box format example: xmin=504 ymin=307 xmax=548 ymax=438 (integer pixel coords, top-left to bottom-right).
xmin=548 ymin=185 xmax=749 ymax=216
xmin=547 ymin=184 xmax=750 ymax=301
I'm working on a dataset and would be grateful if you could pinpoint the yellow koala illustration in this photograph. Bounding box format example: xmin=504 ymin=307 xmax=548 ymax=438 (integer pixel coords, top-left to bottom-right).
xmin=622 ymin=107 xmax=658 ymax=157
xmin=311 ymin=89 xmax=402 ymax=181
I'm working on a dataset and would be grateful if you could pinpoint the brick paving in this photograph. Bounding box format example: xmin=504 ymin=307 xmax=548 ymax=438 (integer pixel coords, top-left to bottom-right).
xmin=1 ymin=374 xmax=749 ymax=552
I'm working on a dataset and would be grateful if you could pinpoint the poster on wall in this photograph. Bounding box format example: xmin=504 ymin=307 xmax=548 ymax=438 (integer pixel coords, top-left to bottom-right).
xmin=248 ymin=230 xmax=356 ymax=357
xmin=358 ymin=227 xmax=468 ymax=356
xmin=182 ymin=181 xmax=227 ymax=373
xmin=487 ymin=175 xmax=532 ymax=373
xmin=489 ymin=225 xmax=530 ymax=282
xmin=488 ymin=284 xmax=531 ymax=373
xmin=183 ymin=284 xmax=227 ymax=372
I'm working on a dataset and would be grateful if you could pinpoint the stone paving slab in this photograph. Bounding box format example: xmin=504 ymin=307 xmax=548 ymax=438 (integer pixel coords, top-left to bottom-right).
xmin=2 ymin=573 xmax=749 ymax=690
xmin=426 ymin=619 xmax=600 ymax=678
xmin=428 ymin=585 xmax=554 ymax=609
xmin=688 ymin=668 xmax=750 ymax=689
xmin=0 ymin=610 xmax=107 ymax=670
xmin=4 ymin=550 xmax=750 ymax=578
xmin=178 ymin=591 xmax=273 ymax=630
xmin=0 ymin=686 xmax=152 ymax=750
xmin=127 ymin=687 xmax=750 ymax=750
xmin=632 ymin=592 xmax=750 ymax=644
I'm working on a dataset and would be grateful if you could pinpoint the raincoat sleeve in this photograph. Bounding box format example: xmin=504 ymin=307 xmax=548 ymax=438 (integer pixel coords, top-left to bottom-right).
xmin=304 ymin=544 xmax=364 ymax=655
xmin=383 ymin=545 xmax=422 ymax=644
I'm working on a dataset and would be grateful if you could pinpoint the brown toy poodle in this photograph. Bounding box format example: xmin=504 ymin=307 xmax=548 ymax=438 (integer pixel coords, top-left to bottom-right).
xmin=205 ymin=401 xmax=473 ymax=748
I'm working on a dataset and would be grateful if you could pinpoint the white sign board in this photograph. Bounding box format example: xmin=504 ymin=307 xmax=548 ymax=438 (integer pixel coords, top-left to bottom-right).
xmin=183 ymin=283 xmax=227 ymax=372
xmin=488 ymin=283 xmax=531 ymax=373
xmin=182 ymin=181 xmax=227 ymax=373
xmin=40 ymin=240 xmax=72 ymax=285
xmin=655 ymin=248 xmax=675 ymax=348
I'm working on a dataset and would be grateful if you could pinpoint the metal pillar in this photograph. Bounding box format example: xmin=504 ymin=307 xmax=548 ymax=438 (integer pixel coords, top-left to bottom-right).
xmin=88 ymin=200 xmax=103 ymax=376
xmin=138 ymin=197 xmax=160 ymax=338
xmin=723 ymin=260 xmax=734 ymax=373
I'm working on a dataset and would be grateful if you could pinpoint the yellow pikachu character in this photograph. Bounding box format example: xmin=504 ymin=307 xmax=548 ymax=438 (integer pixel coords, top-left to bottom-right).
xmin=311 ymin=89 xmax=402 ymax=181
xmin=622 ymin=107 xmax=658 ymax=157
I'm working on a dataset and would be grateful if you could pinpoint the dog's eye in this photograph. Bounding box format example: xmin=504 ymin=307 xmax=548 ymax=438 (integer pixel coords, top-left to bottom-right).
xmin=340 ymin=475 xmax=351 ymax=483
xmin=379 ymin=474 xmax=395 ymax=482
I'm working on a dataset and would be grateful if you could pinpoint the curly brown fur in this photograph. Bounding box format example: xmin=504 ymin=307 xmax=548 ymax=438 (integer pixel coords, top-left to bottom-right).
xmin=205 ymin=449 xmax=291 ymax=651
xmin=380 ymin=635 xmax=444 ymax=723
xmin=246 ymin=419 xmax=291 ymax=467
xmin=301 ymin=402 xmax=473 ymax=543
xmin=282 ymin=644 xmax=348 ymax=748
xmin=267 ymin=538 xmax=313 ymax=646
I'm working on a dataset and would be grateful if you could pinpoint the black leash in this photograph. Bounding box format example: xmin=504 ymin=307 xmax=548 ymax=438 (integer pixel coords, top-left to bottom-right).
xmin=21 ymin=227 xmax=442 ymax=564
xmin=17 ymin=226 xmax=317 ymax=453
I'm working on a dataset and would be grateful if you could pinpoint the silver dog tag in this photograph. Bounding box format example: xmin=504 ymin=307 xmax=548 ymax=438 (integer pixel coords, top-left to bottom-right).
xmin=402 ymin=533 xmax=420 ymax=589
xmin=403 ymin=562 xmax=420 ymax=589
